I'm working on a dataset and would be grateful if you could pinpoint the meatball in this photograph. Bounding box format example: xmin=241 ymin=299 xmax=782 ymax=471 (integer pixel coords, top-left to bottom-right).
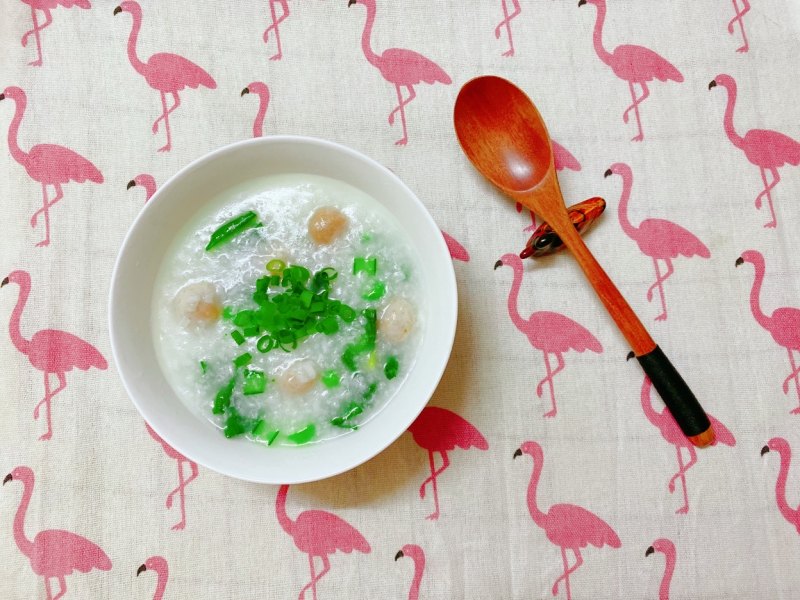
xmin=378 ymin=297 xmax=416 ymax=344
xmin=172 ymin=281 xmax=221 ymax=325
xmin=308 ymin=206 xmax=348 ymax=245
xmin=278 ymin=359 xmax=318 ymax=395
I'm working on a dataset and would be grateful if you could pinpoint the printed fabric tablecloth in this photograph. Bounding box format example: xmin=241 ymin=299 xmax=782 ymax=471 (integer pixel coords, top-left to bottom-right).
xmin=2 ymin=1 xmax=800 ymax=598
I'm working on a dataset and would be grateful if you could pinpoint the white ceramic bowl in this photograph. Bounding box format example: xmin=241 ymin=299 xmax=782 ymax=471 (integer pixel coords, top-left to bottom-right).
xmin=109 ymin=136 xmax=457 ymax=484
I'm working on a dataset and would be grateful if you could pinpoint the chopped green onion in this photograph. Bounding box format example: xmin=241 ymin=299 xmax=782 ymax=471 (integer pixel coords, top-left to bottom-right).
xmin=353 ymin=256 xmax=377 ymax=276
xmin=362 ymin=280 xmax=386 ymax=301
xmin=231 ymin=330 xmax=245 ymax=346
xmin=199 ymin=360 xmax=208 ymax=375
xmin=206 ymin=210 xmax=262 ymax=251
xmin=287 ymin=424 xmax=316 ymax=444
xmin=212 ymin=377 xmax=235 ymax=415
xmin=267 ymin=259 xmax=286 ymax=273
xmin=331 ymin=403 xmax=363 ymax=429
xmin=322 ymin=370 xmax=341 ymax=388
xmin=338 ymin=304 xmax=357 ymax=323
xmin=233 ymin=310 xmax=257 ymax=328
xmin=252 ymin=419 xmax=279 ymax=445
xmin=234 ymin=352 xmax=252 ymax=368
xmin=361 ymin=233 xmax=373 ymax=243
xmin=362 ymin=382 xmax=378 ymax=401
xmin=384 ymin=356 xmax=399 ymax=380
xmin=320 ymin=267 xmax=338 ymax=281
xmin=222 ymin=306 xmax=235 ymax=321
xmin=223 ymin=407 xmax=253 ymax=438
xmin=243 ymin=326 xmax=260 ymax=338
xmin=342 ymin=346 xmax=358 ymax=371
xmin=257 ymin=335 xmax=276 ymax=353
xmin=266 ymin=430 xmax=279 ymax=445
xmin=243 ymin=369 xmax=266 ymax=395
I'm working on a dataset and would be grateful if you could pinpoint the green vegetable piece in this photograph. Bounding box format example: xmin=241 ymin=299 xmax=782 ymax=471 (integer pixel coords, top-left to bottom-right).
xmin=212 ymin=377 xmax=236 ymax=415
xmin=206 ymin=210 xmax=261 ymax=251
xmin=222 ymin=306 xmax=235 ymax=321
xmin=267 ymin=430 xmax=279 ymax=445
xmin=353 ymin=256 xmax=378 ymax=276
xmin=287 ymin=424 xmax=316 ymax=444
xmin=223 ymin=408 xmax=252 ymax=438
xmin=362 ymin=280 xmax=386 ymax=301
xmin=362 ymin=382 xmax=378 ymax=401
xmin=257 ymin=335 xmax=276 ymax=353
xmin=361 ymin=233 xmax=373 ymax=243
xmin=338 ymin=304 xmax=357 ymax=323
xmin=243 ymin=369 xmax=266 ymax=395
xmin=233 ymin=310 xmax=257 ymax=328
xmin=267 ymin=259 xmax=286 ymax=273
xmin=322 ymin=370 xmax=341 ymax=388
xmin=331 ymin=403 xmax=363 ymax=429
xmin=231 ymin=330 xmax=246 ymax=346
xmin=384 ymin=356 xmax=399 ymax=380
xmin=342 ymin=346 xmax=358 ymax=372
xmin=243 ymin=326 xmax=260 ymax=338
xmin=252 ymin=419 xmax=280 ymax=445
xmin=234 ymin=352 xmax=252 ymax=368
xmin=200 ymin=360 xmax=208 ymax=375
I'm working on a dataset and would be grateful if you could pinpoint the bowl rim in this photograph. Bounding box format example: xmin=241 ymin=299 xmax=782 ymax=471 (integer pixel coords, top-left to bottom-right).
xmin=108 ymin=135 xmax=458 ymax=484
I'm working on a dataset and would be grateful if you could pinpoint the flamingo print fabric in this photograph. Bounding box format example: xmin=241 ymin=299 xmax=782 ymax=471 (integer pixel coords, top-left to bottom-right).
xmin=1 ymin=1 xmax=800 ymax=598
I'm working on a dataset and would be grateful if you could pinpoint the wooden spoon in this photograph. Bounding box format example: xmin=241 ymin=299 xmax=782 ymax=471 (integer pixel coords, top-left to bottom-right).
xmin=454 ymin=75 xmax=715 ymax=447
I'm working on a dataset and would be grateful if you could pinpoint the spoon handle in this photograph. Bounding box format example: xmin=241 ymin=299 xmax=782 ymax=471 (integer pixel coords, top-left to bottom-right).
xmin=556 ymin=220 xmax=714 ymax=447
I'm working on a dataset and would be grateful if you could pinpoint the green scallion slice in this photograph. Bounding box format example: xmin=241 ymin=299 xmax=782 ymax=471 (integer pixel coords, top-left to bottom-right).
xmin=231 ymin=330 xmax=246 ymax=346
xmin=353 ymin=256 xmax=377 ymax=276
xmin=200 ymin=360 xmax=208 ymax=375
xmin=212 ymin=377 xmax=236 ymax=415
xmin=362 ymin=280 xmax=386 ymax=301
xmin=266 ymin=259 xmax=286 ymax=274
xmin=384 ymin=356 xmax=399 ymax=379
xmin=234 ymin=352 xmax=252 ymax=368
xmin=206 ymin=210 xmax=261 ymax=251
xmin=287 ymin=424 xmax=316 ymax=444
xmin=322 ymin=370 xmax=341 ymax=388
xmin=243 ymin=369 xmax=266 ymax=395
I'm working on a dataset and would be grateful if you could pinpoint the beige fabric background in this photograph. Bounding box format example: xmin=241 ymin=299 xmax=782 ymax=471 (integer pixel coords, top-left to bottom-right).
xmin=2 ymin=1 xmax=800 ymax=598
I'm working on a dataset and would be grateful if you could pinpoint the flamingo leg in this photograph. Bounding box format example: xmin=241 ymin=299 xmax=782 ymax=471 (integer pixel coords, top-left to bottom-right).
xmin=623 ymin=81 xmax=649 ymax=142
xmin=32 ymin=183 xmax=64 ymax=247
xmin=154 ymin=92 xmax=181 ymax=152
xmin=552 ymin=547 xmax=583 ymax=599
xmin=729 ymin=0 xmax=750 ymax=52
xmin=785 ymin=349 xmax=800 ymax=412
xmin=388 ymin=85 xmax=416 ymax=146
xmin=264 ymin=0 xmax=289 ymax=60
xmin=34 ymin=372 xmax=65 ymax=441
xmin=44 ymin=577 xmax=53 ymax=600
xmin=646 ymin=258 xmax=673 ymax=321
xmin=22 ymin=8 xmax=51 ymax=66
xmin=539 ymin=353 xmax=565 ymax=418
xmin=51 ymin=576 xmax=67 ymax=600
xmin=756 ymin=167 xmax=780 ymax=228
xmin=523 ymin=209 xmax=537 ymax=232
xmin=170 ymin=460 xmax=198 ymax=530
xmin=419 ymin=451 xmax=450 ymax=520
xmin=298 ymin=554 xmax=317 ymax=600
xmin=495 ymin=0 xmax=521 ymax=57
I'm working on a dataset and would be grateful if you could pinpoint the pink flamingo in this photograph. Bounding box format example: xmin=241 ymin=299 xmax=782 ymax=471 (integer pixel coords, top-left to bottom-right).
xmin=728 ymin=0 xmax=750 ymax=53
xmin=494 ymin=0 xmax=521 ymax=57
xmin=495 ymin=253 xmax=603 ymax=417
xmin=514 ymin=441 xmax=621 ymax=600
xmin=442 ymin=230 xmax=469 ymax=262
xmin=19 ymin=0 xmax=91 ymax=66
xmin=604 ymin=162 xmax=710 ymax=321
xmin=517 ymin=140 xmax=582 ymax=230
xmin=762 ymin=438 xmax=800 ymax=534
xmin=639 ymin=375 xmax=735 ymax=514
xmin=263 ymin=0 xmax=290 ymax=60
xmin=241 ymin=82 xmax=271 ymax=138
xmin=3 ymin=466 xmax=112 ymax=599
xmin=127 ymin=173 xmax=157 ymax=202
xmin=736 ymin=250 xmax=800 ymax=411
xmin=348 ymin=0 xmax=452 ymax=146
xmin=646 ymin=538 xmax=676 ymax=600
xmin=114 ymin=1 xmax=217 ymax=152
xmin=145 ymin=422 xmax=198 ymax=531
xmin=2 ymin=270 xmax=107 ymax=440
xmin=578 ymin=0 xmax=683 ymax=142
xmin=0 ymin=86 xmax=103 ymax=247
xmin=395 ymin=544 xmax=425 ymax=600
xmin=137 ymin=556 xmax=168 ymax=600
xmin=276 ymin=485 xmax=370 ymax=599
xmin=407 ymin=406 xmax=488 ymax=520
xmin=709 ymin=74 xmax=800 ymax=228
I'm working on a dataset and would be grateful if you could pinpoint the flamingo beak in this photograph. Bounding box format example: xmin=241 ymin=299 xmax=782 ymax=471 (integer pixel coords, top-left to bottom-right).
xmin=348 ymin=0 xmax=357 ymax=6
xmin=2 ymin=474 xmax=11 ymax=485
xmin=708 ymin=80 xmax=717 ymax=90
xmin=493 ymin=259 xmax=503 ymax=270
xmin=126 ymin=180 xmax=136 ymax=190
xmin=604 ymin=169 xmax=612 ymax=178
xmin=1 ymin=277 xmax=8 ymax=288
xmin=0 ymin=94 xmax=4 ymax=101
xmin=513 ymin=448 xmax=522 ymax=459
xmin=626 ymin=351 xmax=635 ymax=361
xmin=136 ymin=564 xmax=146 ymax=576
xmin=645 ymin=546 xmax=655 ymax=557
xmin=761 ymin=445 xmax=770 ymax=456
xmin=241 ymin=87 xmax=250 ymax=96
xmin=113 ymin=6 xmax=122 ymax=15
xmin=578 ymin=0 xmax=587 ymax=6
xmin=395 ymin=550 xmax=404 ymax=561
xmin=735 ymin=257 xmax=744 ymax=267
